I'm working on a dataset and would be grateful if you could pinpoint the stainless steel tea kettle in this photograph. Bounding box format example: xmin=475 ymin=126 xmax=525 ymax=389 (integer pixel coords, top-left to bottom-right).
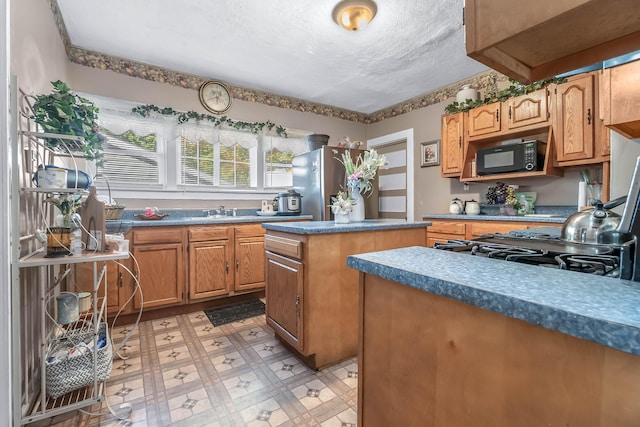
xmin=561 ymin=195 xmax=627 ymax=243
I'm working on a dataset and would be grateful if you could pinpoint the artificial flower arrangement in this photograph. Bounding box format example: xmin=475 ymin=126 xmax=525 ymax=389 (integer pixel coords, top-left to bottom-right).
xmin=339 ymin=149 xmax=387 ymax=196
xmin=330 ymin=191 xmax=355 ymax=214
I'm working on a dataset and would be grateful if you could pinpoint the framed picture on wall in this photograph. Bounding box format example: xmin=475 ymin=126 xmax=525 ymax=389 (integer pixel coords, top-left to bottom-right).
xmin=420 ymin=140 xmax=440 ymax=167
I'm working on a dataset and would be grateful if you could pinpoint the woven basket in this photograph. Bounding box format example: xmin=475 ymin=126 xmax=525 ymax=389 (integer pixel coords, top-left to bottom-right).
xmin=104 ymin=205 xmax=125 ymax=220
xmin=100 ymin=175 xmax=125 ymax=221
xmin=45 ymin=323 xmax=112 ymax=398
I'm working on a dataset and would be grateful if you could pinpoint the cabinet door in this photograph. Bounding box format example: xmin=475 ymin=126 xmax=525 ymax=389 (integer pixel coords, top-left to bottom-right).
xmin=555 ymin=75 xmax=595 ymax=162
xmin=72 ymin=260 xmax=126 ymax=316
xmin=265 ymin=251 xmax=303 ymax=351
xmin=133 ymin=243 xmax=184 ymax=309
xmin=441 ymin=113 xmax=465 ymax=177
xmin=505 ymin=89 xmax=549 ymax=130
xmin=468 ymin=102 xmax=501 ymax=137
xmin=189 ymin=240 xmax=233 ymax=300
xmin=235 ymin=236 xmax=265 ymax=292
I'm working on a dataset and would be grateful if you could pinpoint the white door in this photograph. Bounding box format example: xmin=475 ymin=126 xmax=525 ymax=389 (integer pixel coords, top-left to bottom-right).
xmin=368 ymin=129 xmax=414 ymax=221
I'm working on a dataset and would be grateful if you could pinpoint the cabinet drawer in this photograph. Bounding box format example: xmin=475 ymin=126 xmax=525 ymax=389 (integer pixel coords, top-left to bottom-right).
xmin=264 ymin=234 xmax=303 ymax=260
xmin=235 ymin=223 xmax=266 ymax=238
xmin=188 ymin=226 xmax=231 ymax=242
xmin=428 ymin=221 xmax=466 ymax=235
xmin=133 ymin=227 xmax=184 ymax=244
xmin=467 ymin=222 xmax=520 ymax=238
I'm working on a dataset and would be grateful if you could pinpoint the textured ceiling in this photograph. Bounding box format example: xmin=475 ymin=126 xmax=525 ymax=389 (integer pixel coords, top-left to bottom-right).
xmin=56 ymin=0 xmax=488 ymax=114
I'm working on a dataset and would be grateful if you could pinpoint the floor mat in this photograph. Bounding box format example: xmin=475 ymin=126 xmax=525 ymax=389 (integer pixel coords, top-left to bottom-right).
xmin=204 ymin=300 xmax=265 ymax=326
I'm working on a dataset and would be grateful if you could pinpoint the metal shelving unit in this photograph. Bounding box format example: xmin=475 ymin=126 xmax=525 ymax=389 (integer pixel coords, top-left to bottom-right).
xmin=18 ymin=251 xmax=127 ymax=425
xmin=10 ymin=80 xmax=129 ymax=425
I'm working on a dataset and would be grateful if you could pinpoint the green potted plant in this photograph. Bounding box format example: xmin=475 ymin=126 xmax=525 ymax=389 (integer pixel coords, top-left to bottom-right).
xmin=31 ymin=80 xmax=104 ymax=163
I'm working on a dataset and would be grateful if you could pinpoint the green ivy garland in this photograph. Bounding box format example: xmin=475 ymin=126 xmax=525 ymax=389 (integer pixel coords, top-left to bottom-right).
xmin=444 ymin=77 xmax=568 ymax=115
xmin=131 ymin=104 xmax=288 ymax=137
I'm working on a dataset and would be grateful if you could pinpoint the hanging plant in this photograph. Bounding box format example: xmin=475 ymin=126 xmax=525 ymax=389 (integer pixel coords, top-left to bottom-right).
xmin=131 ymin=104 xmax=288 ymax=137
xmin=31 ymin=80 xmax=104 ymax=163
xmin=444 ymin=77 xmax=567 ymax=115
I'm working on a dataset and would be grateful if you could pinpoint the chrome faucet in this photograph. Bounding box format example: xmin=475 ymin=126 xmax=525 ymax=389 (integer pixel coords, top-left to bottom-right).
xmin=218 ymin=205 xmax=225 ymax=216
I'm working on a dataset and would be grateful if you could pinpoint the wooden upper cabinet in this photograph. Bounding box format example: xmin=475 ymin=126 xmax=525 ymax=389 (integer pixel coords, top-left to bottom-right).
xmin=554 ymin=74 xmax=595 ymax=162
xmin=441 ymin=113 xmax=465 ymax=177
xmin=464 ymin=0 xmax=640 ymax=83
xmin=504 ymin=89 xmax=550 ymax=130
xmin=468 ymin=102 xmax=501 ymax=137
xmin=600 ymin=60 xmax=640 ymax=139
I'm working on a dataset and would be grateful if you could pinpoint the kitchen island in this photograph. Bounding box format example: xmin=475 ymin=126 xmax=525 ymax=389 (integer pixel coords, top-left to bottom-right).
xmin=261 ymin=219 xmax=429 ymax=369
xmin=347 ymin=246 xmax=640 ymax=427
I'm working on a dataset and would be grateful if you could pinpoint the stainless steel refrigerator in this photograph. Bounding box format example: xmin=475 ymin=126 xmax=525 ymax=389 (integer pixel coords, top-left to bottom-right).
xmin=292 ymin=146 xmax=379 ymax=221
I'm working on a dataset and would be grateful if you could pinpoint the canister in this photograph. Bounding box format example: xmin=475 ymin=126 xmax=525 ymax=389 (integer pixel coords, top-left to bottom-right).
xmin=56 ymin=292 xmax=79 ymax=325
xmin=77 ymin=292 xmax=91 ymax=312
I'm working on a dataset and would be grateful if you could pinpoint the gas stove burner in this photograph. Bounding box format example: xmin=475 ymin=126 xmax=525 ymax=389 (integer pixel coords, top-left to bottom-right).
xmin=433 ymin=235 xmax=633 ymax=279
xmin=555 ymin=254 xmax=620 ymax=276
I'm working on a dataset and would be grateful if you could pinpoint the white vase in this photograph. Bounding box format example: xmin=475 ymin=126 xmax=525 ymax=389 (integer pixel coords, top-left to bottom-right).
xmin=349 ymin=184 xmax=365 ymax=222
xmin=334 ymin=212 xmax=350 ymax=224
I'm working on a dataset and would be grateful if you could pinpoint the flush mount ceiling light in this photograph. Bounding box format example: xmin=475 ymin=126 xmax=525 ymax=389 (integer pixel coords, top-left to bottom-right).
xmin=332 ymin=0 xmax=377 ymax=31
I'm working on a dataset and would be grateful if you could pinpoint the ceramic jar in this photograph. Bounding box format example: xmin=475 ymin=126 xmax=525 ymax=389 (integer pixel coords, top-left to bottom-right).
xmin=456 ymin=85 xmax=478 ymax=104
xmin=449 ymin=198 xmax=465 ymax=215
xmin=465 ymin=199 xmax=481 ymax=215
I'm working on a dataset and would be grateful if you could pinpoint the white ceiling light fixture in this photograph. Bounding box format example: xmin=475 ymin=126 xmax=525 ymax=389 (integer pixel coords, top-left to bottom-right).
xmin=332 ymin=0 xmax=378 ymax=31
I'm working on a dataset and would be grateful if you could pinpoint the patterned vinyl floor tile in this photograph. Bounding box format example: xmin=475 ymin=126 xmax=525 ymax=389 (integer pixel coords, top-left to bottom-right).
xmin=43 ymin=312 xmax=358 ymax=427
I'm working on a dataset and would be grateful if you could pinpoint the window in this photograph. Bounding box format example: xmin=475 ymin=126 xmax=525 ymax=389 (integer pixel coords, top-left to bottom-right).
xmin=86 ymin=94 xmax=309 ymax=197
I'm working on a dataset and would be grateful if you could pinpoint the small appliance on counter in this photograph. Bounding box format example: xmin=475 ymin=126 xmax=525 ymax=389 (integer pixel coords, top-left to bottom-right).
xmin=275 ymin=189 xmax=302 ymax=216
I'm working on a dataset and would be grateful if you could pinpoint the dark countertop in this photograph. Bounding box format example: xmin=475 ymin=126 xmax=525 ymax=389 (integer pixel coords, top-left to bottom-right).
xmin=261 ymin=219 xmax=430 ymax=235
xmin=347 ymin=246 xmax=640 ymax=357
xmin=105 ymin=209 xmax=313 ymax=234
xmin=422 ymin=213 xmax=567 ymax=223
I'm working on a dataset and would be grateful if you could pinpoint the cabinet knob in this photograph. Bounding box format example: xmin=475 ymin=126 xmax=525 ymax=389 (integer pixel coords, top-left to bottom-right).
xmin=508 ymin=106 xmax=512 ymax=120
xmin=295 ymin=295 xmax=300 ymax=316
xmin=118 ymin=271 xmax=123 ymax=288
xmin=496 ymin=109 xmax=499 ymax=122
xmin=235 ymin=260 xmax=239 ymax=271
xmin=587 ymin=108 xmax=592 ymax=125
xmin=225 ymin=262 xmax=229 ymax=274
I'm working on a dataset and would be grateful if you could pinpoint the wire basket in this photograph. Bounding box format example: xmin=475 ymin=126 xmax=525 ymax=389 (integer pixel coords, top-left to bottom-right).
xmin=45 ymin=323 xmax=112 ymax=398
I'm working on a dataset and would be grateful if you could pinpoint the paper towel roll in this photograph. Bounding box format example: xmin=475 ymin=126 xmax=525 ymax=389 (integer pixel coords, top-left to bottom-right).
xmin=578 ymin=181 xmax=587 ymax=209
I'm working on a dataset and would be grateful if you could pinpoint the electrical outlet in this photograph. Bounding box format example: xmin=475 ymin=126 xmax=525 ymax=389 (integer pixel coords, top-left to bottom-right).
xmin=87 ymin=229 xmax=102 ymax=251
xmin=463 ymin=182 xmax=470 ymax=191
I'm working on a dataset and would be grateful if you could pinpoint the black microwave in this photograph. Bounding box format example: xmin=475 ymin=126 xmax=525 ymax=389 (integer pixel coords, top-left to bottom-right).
xmin=476 ymin=140 xmax=544 ymax=175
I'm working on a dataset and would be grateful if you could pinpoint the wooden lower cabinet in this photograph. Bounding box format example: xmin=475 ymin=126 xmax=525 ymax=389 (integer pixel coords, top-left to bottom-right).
xmin=265 ymin=251 xmax=304 ymax=351
xmin=188 ymin=224 xmax=267 ymax=302
xmin=133 ymin=241 xmax=184 ymax=310
xmin=132 ymin=227 xmax=185 ymax=310
xmin=72 ymin=255 xmax=132 ymax=316
xmin=189 ymin=239 xmax=233 ymax=300
xmin=234 ymin=224 xmax=266 ymax=292
xmin=426 ymin=219 xmax=562 ymax=246
xmin=264 ymin=227 xmax=427 ymax=369
xmin=358 ymin=274 xmax=640 ymax=427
